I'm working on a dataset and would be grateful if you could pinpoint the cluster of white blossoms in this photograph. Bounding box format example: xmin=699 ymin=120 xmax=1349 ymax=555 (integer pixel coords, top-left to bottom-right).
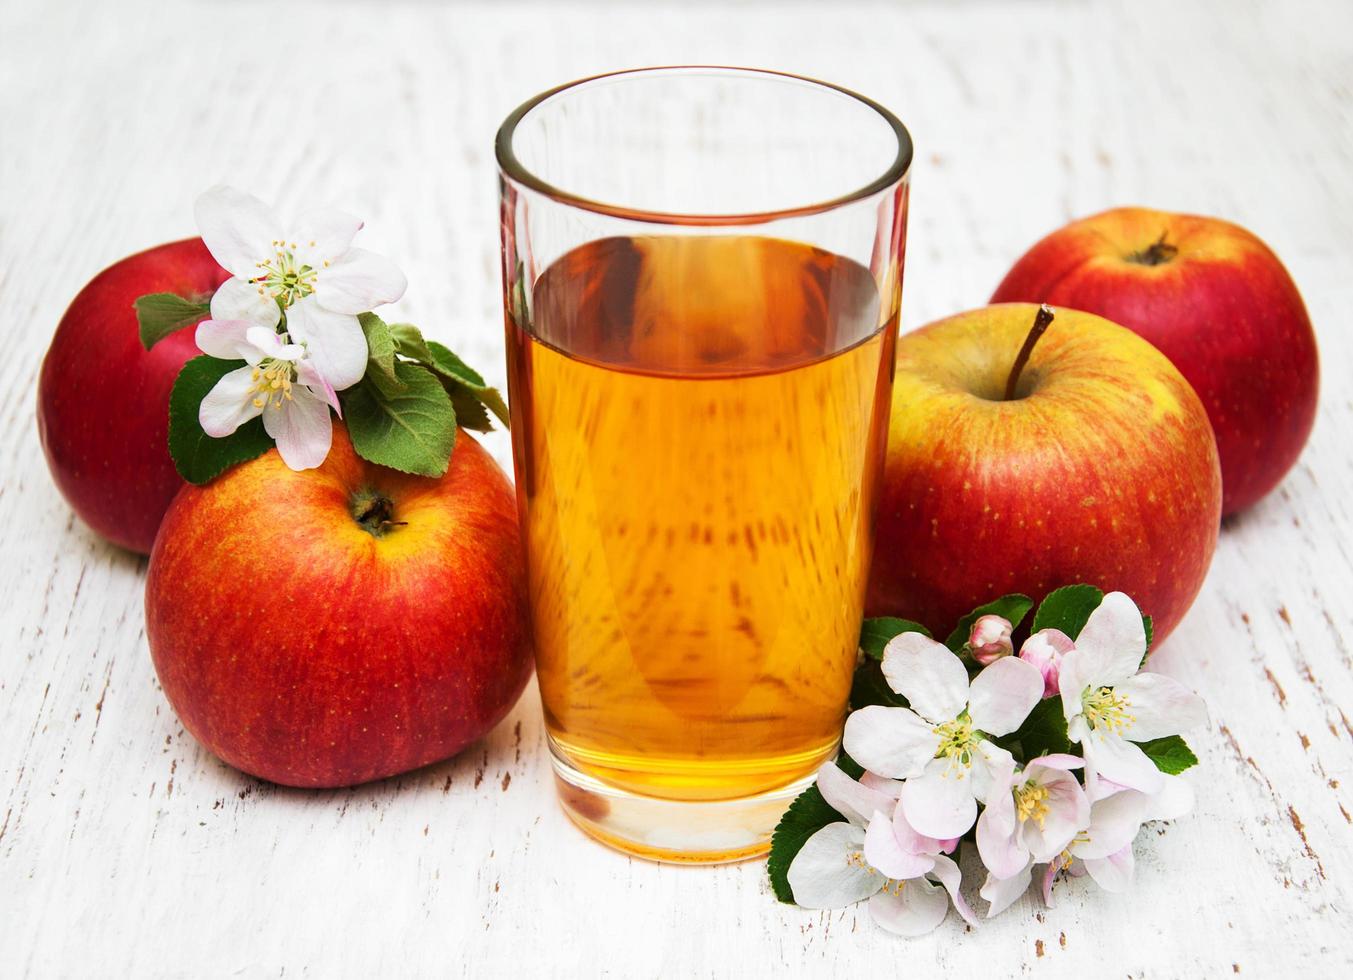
xmin=787 ymin=592 xmax=1206 ymax=937
xmin=193 ymin=186 xmax=406 ymax=469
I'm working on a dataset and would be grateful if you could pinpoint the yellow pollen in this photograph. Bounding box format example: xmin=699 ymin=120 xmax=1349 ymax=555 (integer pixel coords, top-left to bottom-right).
xmin=1014 ymin=782 xmax=1051 ymax=828
xmin=1082 ymin=686 xmax=1136 ymax=734
xmin=933 ymin=715 xmax=977 ymax=770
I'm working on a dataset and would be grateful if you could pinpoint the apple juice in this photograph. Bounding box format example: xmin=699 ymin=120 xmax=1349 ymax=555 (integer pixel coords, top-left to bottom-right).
xmin=505 ymin=235 xmax=897 ymax=801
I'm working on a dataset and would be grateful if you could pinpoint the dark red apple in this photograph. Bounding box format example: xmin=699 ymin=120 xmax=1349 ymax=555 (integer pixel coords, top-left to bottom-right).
xmin=37 ymin=238 xmax=227 ymax=553
xmin=144 ymin=424 xmax=533 ymax=788
xmin=991 ymin=207 xmax=1318 ymax=515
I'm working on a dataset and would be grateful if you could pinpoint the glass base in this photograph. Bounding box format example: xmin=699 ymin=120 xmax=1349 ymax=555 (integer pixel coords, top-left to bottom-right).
xmin=547 ymin=734 xmax=817 ymax=864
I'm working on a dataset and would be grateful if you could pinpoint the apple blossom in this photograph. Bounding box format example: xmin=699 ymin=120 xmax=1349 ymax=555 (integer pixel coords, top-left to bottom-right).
xmin=197 ymin=322 xmax=342 ymax=470
xmin=967 ymin=614 xmax=1014 ymax=664
xmin=1020 ymin=628 xmax=1074 ymax=698
xmin=1040 ymin=771 xmax=1194 ymax=905
xmin=195 ymin=184 xmax=406 ymax=334
xmin=1059 ymin=592 xmax=1208 ymax=794
xmin=977 ymin=753 xmax=1089 ymax=880
xmin=843 ymin=633 xmax=1044 ymax=839
xmin=787 ymin=763 xmax=977 ymax=936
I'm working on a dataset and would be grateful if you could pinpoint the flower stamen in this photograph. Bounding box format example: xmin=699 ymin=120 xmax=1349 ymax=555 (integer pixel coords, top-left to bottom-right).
xmin=1082 ymin=686 xmax=1136 ymax=734
xmin=250 ymin=247 xmax=320 ymax=307
xmin=1014 ymin=781 xmax=1050 ymax=828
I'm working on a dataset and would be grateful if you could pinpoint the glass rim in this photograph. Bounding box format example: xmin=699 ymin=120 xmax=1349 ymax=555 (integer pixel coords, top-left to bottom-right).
xmin=494 ymin=65 xmax=914 ymax=227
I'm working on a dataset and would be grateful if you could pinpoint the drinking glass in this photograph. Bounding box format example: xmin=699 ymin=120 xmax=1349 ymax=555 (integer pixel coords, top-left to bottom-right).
xmin=496 ymin=67 xmax=911 ymax=863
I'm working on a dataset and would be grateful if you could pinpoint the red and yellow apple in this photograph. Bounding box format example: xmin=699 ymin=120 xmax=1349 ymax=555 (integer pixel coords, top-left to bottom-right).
xmin=991 ymin=207 xmax=1318 ymax=515
xmin=145 ymin=425 xmax=533 ymax=788
xmin=866 ymin=303 xmax=1221 ymax=646
xmin=37 ymin=238 xmax=227 ymax=553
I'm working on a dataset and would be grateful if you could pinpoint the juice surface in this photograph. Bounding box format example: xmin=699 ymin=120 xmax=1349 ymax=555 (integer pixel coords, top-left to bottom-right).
xmin=506 ymin=235 xmax=896 ymax=800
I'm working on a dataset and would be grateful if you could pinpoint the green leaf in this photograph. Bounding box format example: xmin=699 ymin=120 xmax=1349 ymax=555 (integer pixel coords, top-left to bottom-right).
xmin=136 ymin=292 xmax=210 ymax=350
xmin=945 ymin=594 xmax=1034 ymax=653
xmin=992 ymin=696 xmax=1072 ymax=761
xmin=767 ymin=785 xmax=847 ymax=904
xmin=425 ymin=340 xmax=511 ymax=427
xmin=167 ymin=356 xmax=273 ymax=484
xmin=445 ymin=384 xmax=494 ymax=433
xmin=388 ymin=322 xmax=434 ymax=364
xmin=1032 ymin=584 xmax=1154 ymax=658
xmin=341 ymin=361 xmax=457 ymax=477
xmin=1141 ymin=614 xmax=1154 ymax=660
xmin=859 ymin=617 xmax=931 ymax=661
xmin=1031 ymin=584 xmax=1104 ymax=640
xmin=1138 ymin=735 xmax=1198 ymax=775
xmin=358 ymin=312 xmax=402 ymax=392
xmin=425 ymin=340 xmax=487 ymax=386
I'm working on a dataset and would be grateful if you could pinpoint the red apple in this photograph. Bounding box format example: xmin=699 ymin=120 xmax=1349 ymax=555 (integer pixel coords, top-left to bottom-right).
xmin=145 ymin=425 xmax=533 ymax=787
xmin=991 ymin=207 xmax=1318 ymax=515
xmin=867 ymin=303 xmax=1221 ymax=646
xmin=37 ymin=238 xmax=227 ymax=553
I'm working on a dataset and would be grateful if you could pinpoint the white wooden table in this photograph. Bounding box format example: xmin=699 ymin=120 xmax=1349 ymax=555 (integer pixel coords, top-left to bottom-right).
xmin=3 ymin=0 xmax=1351 ymax=975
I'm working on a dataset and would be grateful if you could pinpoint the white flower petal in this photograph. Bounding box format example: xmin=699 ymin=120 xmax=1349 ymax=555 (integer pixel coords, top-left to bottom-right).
xmin=1075 ymin=789 xmax=1148 ymax=860
xmin=210 ymin=276 xmax=281 ymax=329
xmin=786 ymin=823 xmax=880 ymax=909
xmin=880 ymin=633 xmax=970 ymax=723
xmin=245 ymin=326 xmax=303 ymax=361
xmin=815 ymin=762 xmax=896 ymax=828
xmin=1021 ymin=766 xmax=1089 ymax=863
xmin=859 ymin=771 xmax=905 ymax=799
xmin=1116 ymin=672 xmax=1209 ymax=740
xmin=868 ymin=877 xmax=949 ymax=937
xmin=1029 ymin=753 xmax=1084 ymax=771
xmin=980 ymin=859 xmax=1032 ymax=917
xmin=196 ymin=319 xmax=257 ymax=361
xmin=285 ymin=297 xmax=368 ymax=390
xmin=971 ymin=740 xmax=1016 ymax=804
xmin=968 ymin=656 xmax=1044 ymax=736
xmin=900 ymin=758 xmax=979 ymax=840
xmin=314 ymin=246 xmax=407 ymax=314
xmin=976 ymin=766 xmax=1026 ymax=880
xmin=864 ymin=810 xmax=936 ymax=881
xmin=1058 ymin=649 xmax=1097 ymax=728
xmin=291 ymin=208 xmax=363 ymax=267
xmin=199 ymin=366 xmax=263 ymax=437
xmin=928 ymin=853 xmax=979 ymax=927
xmin=891 ymin=803 xmax=950 ymax=858
xmin=1083 ymin=843 xmax=1135 ymax=892
xmin=1076 ymin=592 xmax=1147 ymax=685
xmin=296 ymin=360 xmax=341 ymax=413
xmin=1143 ymin=773 xmax=1195 ymax=822
xmin=842 ymin=706 xmax=940 ymax=780
xmin=1084 ymin=728 xmax=1164 ymax=795
xmin=1040 ymin=855 xmax=1065 ymax=907
xmin=195 ymin=185 xmax=280 ymax=278
xmin=262 ymin=388 xmax=332 ymax=471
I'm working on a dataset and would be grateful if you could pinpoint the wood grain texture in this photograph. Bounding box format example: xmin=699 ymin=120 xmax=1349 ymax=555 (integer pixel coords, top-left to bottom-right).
xmin=2 ymin=0 xmax=1351 ymax=975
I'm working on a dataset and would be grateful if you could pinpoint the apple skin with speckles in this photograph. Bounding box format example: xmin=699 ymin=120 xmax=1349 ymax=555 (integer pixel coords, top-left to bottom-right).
xmin=145 ymin=424 xmax=533 ymax=788
xmin=37 ymin=238 xmax=228 ymax=553
xmin=992 ymin=207 xmax=1318 ymax=516
xmin=866 ymin=303 xmax=1221 ymax=647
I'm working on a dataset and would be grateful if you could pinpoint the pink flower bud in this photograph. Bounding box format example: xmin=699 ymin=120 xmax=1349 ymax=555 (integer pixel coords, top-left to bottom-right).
xmin=968 ymin=614 xmax=1014 ymax=664
xmin=1020 ymin=628 xmax=1076 ymax=698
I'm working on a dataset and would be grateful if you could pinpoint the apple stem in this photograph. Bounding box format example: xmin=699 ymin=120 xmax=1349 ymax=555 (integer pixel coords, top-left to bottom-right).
xmin=1128 ymin=230 xmax=1179 ymax=266
xmin=1004 ymin=304 xmax=1055 ymax=401
xmin=351 ymin=489 xmax=401 ymax=538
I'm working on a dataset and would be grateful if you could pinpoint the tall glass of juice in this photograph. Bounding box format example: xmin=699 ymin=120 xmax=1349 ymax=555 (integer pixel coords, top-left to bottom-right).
xmin=496 ymin=67 xmax=911 ymax=862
